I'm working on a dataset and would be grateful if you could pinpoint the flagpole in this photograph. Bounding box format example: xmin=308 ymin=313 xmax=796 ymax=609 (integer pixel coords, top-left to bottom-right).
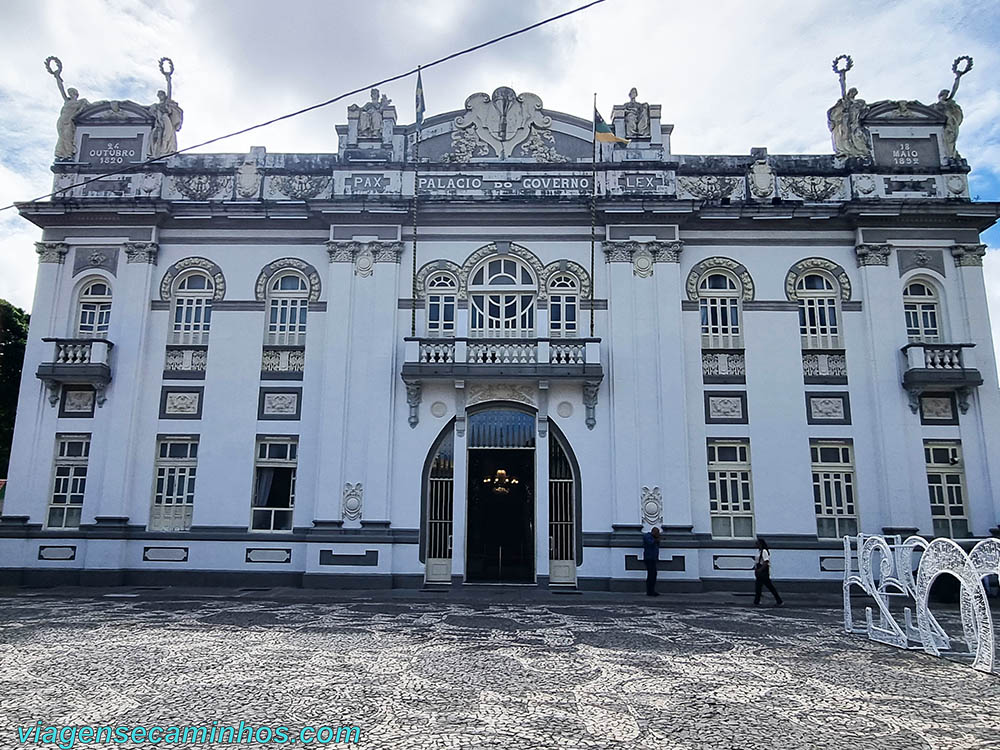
xmin=590 ymin=92 xmax=597 ymax=337
xmin=411 ymin=66 xmax=422 ymax=338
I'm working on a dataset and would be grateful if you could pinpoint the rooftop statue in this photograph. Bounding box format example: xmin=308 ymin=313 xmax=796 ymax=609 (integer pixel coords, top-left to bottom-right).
xmin=147 ymin=58 xmax=183 ymax=159
xmin=46 ymin=57 xmax=90 ymax=161
xmin=934 ymin=56 xmax=973 ymax=161
xmin=623 ymin=87 xmax=650 ymax=138
xmin=352 ymin=88 xmax=392 ymax=139
xmin=827 ymin=56 xmax=871 ymax=160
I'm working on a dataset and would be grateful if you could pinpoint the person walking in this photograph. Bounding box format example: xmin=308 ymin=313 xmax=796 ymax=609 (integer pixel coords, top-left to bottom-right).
xmin=753 ymin=537 xmax=783 ymax=607
xmin=643 ymin=526 xmax=661 ymax=596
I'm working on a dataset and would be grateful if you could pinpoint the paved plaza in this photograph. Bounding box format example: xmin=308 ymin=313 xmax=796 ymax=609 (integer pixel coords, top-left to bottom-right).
xmin=0 ymin=591 xmax=997 ymax=749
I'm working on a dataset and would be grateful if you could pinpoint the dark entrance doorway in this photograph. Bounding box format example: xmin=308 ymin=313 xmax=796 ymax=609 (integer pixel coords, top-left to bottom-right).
xmin=466 ymin=448 xmax=534 ymax=583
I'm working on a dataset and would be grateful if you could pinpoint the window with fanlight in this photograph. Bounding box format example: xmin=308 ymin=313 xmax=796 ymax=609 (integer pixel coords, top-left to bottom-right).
xmin=698 ymin=271 xmax=742 ymax=349
xmin=170 ymin=271 xmax=214 ymax=345
xmin=469 ymin=257 xmax=536 ymax=338
xmin=797 ymin=272 xmax=842 ymax=349
xmin=265 ymin=272 xmax=309 ymax=345
xmin=548 ymin=273 xmax=579 ymax=338
xmin=426 ymin=273 xmax=457 ymax=337
xmin=903 ymin=280 xmax=941 ymax=343
xmin=77 ymin=280 xmax=112 ymax=338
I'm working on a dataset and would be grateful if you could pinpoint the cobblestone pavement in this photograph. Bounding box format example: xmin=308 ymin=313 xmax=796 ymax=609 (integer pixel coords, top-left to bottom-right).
xmin=0 ymin=594 xmax=997 ymax=749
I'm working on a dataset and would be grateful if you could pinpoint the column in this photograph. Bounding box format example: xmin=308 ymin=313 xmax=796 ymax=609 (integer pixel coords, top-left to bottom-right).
xmin=451 ymin=382 xmax=468 ymax=581
xmin=535 ymin=382 xmax=550 ymax=582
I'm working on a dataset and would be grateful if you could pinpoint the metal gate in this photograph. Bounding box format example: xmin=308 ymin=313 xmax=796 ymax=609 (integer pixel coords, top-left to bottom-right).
xmin=425 ymin=434 xmax=454 ymax=583
xmin=549 ymin=437 xmax=576 ymax=584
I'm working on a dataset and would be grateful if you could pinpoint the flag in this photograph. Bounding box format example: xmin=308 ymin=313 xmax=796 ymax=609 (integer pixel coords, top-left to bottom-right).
xmin=415 ymin=68 xmax=426 ymax=129
xmin=595 ymin=109 xmax=628 ymax=144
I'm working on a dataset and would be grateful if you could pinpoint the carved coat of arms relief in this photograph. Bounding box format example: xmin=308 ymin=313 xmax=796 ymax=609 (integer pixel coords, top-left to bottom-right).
xmin=454 ymin=87 xmax=552 ymax=160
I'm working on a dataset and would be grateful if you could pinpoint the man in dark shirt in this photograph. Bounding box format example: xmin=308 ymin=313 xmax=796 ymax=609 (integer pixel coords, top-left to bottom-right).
xmin=642 ymin=526 xmax=661 ymax=596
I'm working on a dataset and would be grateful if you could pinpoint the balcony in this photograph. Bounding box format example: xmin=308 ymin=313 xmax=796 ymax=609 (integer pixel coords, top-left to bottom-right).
xmin=902 ymin=342 xmax=983 ymax=411
xmin=36 ymin=338 xmax=113 ymax=405
xmin=402 ymin=337 xmax=603 ymax=380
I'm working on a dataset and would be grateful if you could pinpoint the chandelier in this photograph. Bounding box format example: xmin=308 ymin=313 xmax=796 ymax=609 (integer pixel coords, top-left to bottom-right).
xmin=483 ymin=469 xmax=519 ymax=495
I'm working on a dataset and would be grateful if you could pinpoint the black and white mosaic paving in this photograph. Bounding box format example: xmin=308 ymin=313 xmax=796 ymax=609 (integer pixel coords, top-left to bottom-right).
xmin=0 ymin=595 xmax=997 ymax=749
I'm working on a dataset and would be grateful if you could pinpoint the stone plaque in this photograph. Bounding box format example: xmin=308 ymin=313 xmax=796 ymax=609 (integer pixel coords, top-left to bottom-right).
xmin=245 ymin=548 xmax=292 ymax=564
xmin=617 ymin=173 xmax=667 ymax=192
xmin=704 ymin=391 xmax=748 ymax=424
xmin=920 ymin=393 xmax=957 ymax=425
xmin=263 ymin=392 xmax=298 ymax=415
xmin=417 ymin=173 xmax=591 ymax=197
xmin=805 ymin=392 xmax=851 ymax=425
xmin=348 ymin=173 xmax=392 ymax=193
xmin=160 ymin=386 xmax=204 ymax=419
xmin=872 ymin=136 xmax=940 ymax=169
xmin=79 ymin=134 xmax=144 ymax=167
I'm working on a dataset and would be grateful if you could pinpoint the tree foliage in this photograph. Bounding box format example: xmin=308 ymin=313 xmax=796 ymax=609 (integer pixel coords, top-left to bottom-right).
xmin=0 ymin=299 xmax=29 ymax=478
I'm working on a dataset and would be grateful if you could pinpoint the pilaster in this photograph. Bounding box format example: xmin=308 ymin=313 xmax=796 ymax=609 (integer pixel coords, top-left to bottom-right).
xmin=88 ymin=241 xmax=158 ymax=526
xmin=2 ymin=244 xmax=69 ymax=521
xmin=948 ymin=244 xmax=1000 ymax=532
xmin=853 ymin=242 xmax=925 ymax=533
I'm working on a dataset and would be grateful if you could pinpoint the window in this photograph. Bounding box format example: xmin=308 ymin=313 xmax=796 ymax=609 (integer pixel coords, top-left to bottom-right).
xmin=925 ymin=442 xmax=969 ymax=538
xmin=171 ymin=272 xmax=214 ymax=345
xmin=796 ymin=273 xmax=842 ymax=349
xmin=707 ymin=440 xmax=755 ymax=538
xmin=149 ymin=437 xmax=198 ymax=531
xmin=426 ymin=273 xmax=456 ymax=337
xmin=904 ymin=280 xmax=941 ymax=343
xmin=811 ymin=440 xmax=858 ymax=538
xmin=47 ymin=434 xmax=90 ymax=529
xmin=265 ymin=273 xmax=309 ymax=346
xmin=548 ymin=274 xmax=579 ymax=338
xmin=77 ymin=280 xmax=112 ymax=338
xmin=698 ymin=272 xmax=742 ymax=349
xmin=470 ymin=257 xmax=536 ymax=337
xmin=251 ymin=437 xmax=298 ymax=531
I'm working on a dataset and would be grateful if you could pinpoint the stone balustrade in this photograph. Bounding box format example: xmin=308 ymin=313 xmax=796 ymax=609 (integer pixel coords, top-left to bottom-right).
xmin=404 ymin=337 xmax=602 ymax=381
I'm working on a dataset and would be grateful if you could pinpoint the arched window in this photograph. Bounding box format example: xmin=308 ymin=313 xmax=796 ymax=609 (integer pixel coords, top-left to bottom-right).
xmin=266 ymin=272 xmax=309 ymax=346
xmin=76 ymin=280 xmax=112 ymax=338
xmin=698 ymin=271 xmax=742 ymax=349
xmin=171 ymin=271 xmax=214 ymax=345
xmin=426 ymin=273 xmax=456 ymax=338
xmin=796 ymin=272 xmax=842 ymax=349
xmin=548 ymin=273 xmax=579 ymax=338
xmin=469 ymin=257 xmax=536 ymax=338
xmin=903 ymin=280 xmax=941 ymax=343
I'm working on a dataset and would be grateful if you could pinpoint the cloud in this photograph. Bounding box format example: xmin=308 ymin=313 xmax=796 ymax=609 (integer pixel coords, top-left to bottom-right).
xmin=0 ymin=0 xmax=998 ymax=362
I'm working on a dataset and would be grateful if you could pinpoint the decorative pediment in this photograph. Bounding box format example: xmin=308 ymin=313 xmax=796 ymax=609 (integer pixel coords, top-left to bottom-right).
xmin=74 ymin=100 xmax=153 ymax=125
xmin=863 ymin=100 xmax=946 ymax=125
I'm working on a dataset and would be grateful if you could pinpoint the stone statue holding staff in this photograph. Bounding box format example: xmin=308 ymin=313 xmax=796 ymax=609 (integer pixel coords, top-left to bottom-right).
xmin=935 ymin=55 xmax=972 ymax=161
xmin=827 ymin=55 xmax=871 ymax=160
xmin=46 ymin=56 xmax=90 ymax=161
xmin=147 ymin=57 xmax=183 ymax=158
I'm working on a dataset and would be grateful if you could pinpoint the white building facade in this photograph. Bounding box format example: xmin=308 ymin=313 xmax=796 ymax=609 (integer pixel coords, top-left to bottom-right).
xmin=2 ymin=86 xmax=999 ymax=591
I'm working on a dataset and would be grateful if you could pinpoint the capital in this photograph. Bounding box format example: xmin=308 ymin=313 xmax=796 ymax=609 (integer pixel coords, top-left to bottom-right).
xmin=951 ymin=243 xmax=987 ymax=267
xmin=35 ymin=241 xmax=69 ymax=264
xmin=854 ymin=243 xmax=892 ymax=267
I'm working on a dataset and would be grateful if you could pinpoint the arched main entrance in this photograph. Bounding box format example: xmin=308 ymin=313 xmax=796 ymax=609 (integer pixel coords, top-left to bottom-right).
xmin=420 ymin=405 xmax=581 ymax=586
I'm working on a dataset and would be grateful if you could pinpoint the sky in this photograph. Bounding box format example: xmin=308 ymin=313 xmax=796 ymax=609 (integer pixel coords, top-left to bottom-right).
xmin=1 ymin=0 xmax=999 ymax=356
